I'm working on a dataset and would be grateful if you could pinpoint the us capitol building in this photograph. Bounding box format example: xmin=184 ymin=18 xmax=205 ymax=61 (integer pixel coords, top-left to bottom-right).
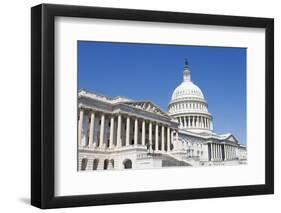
xmin=78 ymin=61 xmax=247 ymax=171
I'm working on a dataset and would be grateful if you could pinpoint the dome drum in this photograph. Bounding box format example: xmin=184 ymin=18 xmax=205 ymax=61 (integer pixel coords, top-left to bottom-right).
xmin=175 ymin=115 xmax=213 ymax=133
xmin=168 ymin=101 xmax=209 ymax=115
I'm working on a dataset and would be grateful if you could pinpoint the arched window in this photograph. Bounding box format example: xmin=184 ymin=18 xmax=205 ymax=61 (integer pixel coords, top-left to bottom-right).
xmin=104 ymin=159 xmax=109 ymax=170
xmin=123 ymin=159 xmax=132 ymax=169
xmin=81 ymin=158 xmax=88 ymax=171
xmin=93 ymin=159 xmax=99 ymax=170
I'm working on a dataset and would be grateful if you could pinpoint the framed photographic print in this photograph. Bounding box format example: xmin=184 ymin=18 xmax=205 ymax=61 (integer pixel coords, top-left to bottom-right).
xmin=31 ymin=3 xmax=274 ymax=209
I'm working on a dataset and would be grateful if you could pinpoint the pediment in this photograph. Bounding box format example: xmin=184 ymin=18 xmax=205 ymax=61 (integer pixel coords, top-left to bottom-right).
xmin=225 ymin=135 xmax=238 ymax=143
xmin=123 ymin=101 xmax=168 ymax=117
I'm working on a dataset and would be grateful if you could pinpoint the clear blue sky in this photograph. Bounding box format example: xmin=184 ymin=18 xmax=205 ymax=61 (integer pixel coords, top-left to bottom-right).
xmin=78 ymin=41 xmax=246 ymax=145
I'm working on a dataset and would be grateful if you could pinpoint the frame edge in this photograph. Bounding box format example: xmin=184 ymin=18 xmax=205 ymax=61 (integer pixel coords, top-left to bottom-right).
xmin=31 ymin=4 xmax=43 ymax=208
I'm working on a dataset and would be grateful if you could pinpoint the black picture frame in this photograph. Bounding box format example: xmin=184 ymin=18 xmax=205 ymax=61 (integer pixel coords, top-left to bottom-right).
xmin=31 ymin=3 xmax=274 ymax=209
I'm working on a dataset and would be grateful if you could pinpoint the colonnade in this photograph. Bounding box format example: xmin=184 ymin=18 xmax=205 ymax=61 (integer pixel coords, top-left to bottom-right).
xmin=78 ymin=108 xmax=178 ymax=152
xmin=209 ymin=143 xmax=237 ymax=161
xmin=178 ymin=115 xmax=213 ymax=130
xmin=224 ymin=144 xmax=237 ymax=160
xmin=169 ymin=102 xmax=208 ymax=113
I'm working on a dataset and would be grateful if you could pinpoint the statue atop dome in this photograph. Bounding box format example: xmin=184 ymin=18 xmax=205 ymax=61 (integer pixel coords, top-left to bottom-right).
xmin=184 ymin=58 xmax=189 ymax=68
xmin=183 ymin=59 xmax=191 ymax=82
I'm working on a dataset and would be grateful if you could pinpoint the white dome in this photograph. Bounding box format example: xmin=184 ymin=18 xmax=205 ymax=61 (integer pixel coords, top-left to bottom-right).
xmin=171 ymin=81 xmax=204 ymax=102
xmin=168 ymin=61 xmax=213 ymax=133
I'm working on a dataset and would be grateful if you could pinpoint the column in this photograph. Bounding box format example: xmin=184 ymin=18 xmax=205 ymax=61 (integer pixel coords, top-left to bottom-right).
xmin=183 ymin=117 xmax=187 ymax=128
xmin=134 ymin=118 xmax=138 ymax=146
xmin=216 ymin=144 xmax=218 ymax=160
xmin=171 ymin=130 xmax=174 ymax=150
xmin=214 ymin=144 xmax=216 ymax=160
xmin=187 ymin=116 xmax=189 ymax=127
xmin=223 ymin=145 xmax=226 ymax=160
xmin=203 ymin=117 xmax=206 ymax=128
xmin=224 ymin=145 xmax=227 ymax=160
xmin=126 ymin=116 xmax=130 ymax=146
xmin=226 ymin=145 xmax=229 ymax=160
xmin=219 ymin=145 xmax=222 ymax=160
xmin=220 ymin=145 xmax=223 ymax=160
xmin=155 ymin=123 xmax=159 ymax=151
xmin=213 ymin=144 xmax=215 ymax=160
xmin=78 ymin=109 xmax=84 ymax=145
xmin=180 ymin=117 xmax=183 ymax=128
xmin=88 ymin=111 xmax=95 ymax=147
xmin=149 ymin=121 xmax=152 ymax=148
xmin=218 ymin=144 xmax=220 ymax=160
xmin=116 ymin=114 xmax=122 ymax=148
xmin=217 ymin=144 xmax=220 ymax=160
xmin=109 ymin=115 xmax=114 ymax=148
xmin=192 ymin=116 xmax=196 ymax=128
xmin=142 ymin=120 xmax=145 ymax=146
xmin=161 ymin=125 xmax=165 ymax=151
xmin=167 ymin=127 xmax=170 ymax=152
xmin=211 ymin=144 xmax=214 ymax=161
xmin=99 ymin=113 xmax=105 ymax=148
xmin=215 ymin=144 xmax=217 ymax=160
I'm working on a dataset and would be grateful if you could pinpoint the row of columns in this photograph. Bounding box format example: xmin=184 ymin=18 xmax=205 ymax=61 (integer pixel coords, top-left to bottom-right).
xmin=78 ymin=109 xmax=178 ymax=152
xmin=224 ymin=144 xmax=237 ymax=160
xmin=209 ymin=143 xmax=237 ymax=161
xmin=178 ymin=115 xmax=213 ymax=130
xmin=170 ymin=102 xmax=207 ymax=113
xmin=210 ymin=143 xmax=223 ymax=161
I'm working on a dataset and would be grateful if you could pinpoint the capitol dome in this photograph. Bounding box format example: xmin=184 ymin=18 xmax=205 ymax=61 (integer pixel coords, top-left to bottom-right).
xmin=168 ymin=60 xmax=213 ymax=133
xmin=171 ymin=80 xmax=204 ymax=101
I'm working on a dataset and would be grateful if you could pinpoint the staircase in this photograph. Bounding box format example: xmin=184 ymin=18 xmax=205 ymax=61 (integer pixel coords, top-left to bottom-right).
xmin=163 ymin=152 xmax=201 ymax=167
xmin=160 ymin=152 xmax=192 ymax=167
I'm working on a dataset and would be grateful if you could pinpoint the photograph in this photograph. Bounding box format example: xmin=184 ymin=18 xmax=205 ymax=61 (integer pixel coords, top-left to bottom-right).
xmin=29 ymin=2 xmax=274 ymax=209
xmin=77 ymin=41 xmax=247 ymax=171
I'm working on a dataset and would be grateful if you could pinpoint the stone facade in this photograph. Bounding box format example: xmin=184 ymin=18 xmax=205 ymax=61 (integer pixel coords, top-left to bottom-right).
xmin=78 ymin=61 xmax=247 ymax=171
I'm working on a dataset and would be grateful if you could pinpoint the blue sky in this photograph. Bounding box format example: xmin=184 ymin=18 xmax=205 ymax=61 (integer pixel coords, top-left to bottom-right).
xmin=78 ymin=41 xmax=246 ymax=145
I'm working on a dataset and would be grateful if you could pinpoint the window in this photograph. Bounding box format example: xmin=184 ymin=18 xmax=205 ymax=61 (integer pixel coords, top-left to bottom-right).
xmin=123 ymin=159 xmax=132 ymax=169
xmin=93 ymin=159 xmax=99 ymax=170
xmin=81 ymin=158 xmax=88 ymax=171
xmin=104 ymin=159 xmax=109 ymax=170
